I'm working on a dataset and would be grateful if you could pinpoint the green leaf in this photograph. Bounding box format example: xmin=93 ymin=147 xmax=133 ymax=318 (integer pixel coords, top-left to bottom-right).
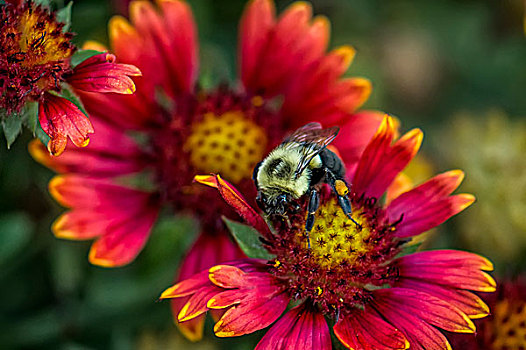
xmin=0 ymin=212 xmax=33 ymax=265
xmin=222 ymin=217 xmax=275 ymax=260
xmin=70 ymin=49 xmax=103 ymax=67
xmin=20 ymin=102 xmax=39 ymax=135
xmin=56 ymin=1 xmax=73 ymax=32
xmin=32 ymin=0 xmax=52 ymax=7
xmin=2 ymin=113 xmax=23 ymax=149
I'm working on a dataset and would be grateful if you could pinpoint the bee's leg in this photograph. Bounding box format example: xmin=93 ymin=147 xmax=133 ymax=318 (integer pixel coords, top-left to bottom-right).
xmin=305 ymin=188 xmax=320 ymax=249
xmin=325 ymin=170 xmax=362 ymax=230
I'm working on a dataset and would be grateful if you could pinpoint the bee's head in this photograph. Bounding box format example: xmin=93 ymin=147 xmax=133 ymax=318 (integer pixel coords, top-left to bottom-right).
xmin=256 ymin=191 xmax=290 ymax=216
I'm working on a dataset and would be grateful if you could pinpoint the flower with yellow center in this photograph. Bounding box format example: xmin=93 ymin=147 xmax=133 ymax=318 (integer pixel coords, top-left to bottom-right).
xmin=450 ymin=279 xmax=526 ymax=350
xmin=161 ymin=115 xmax=495 ymax=350
xmin=1 ymin=0 xmax=141 ymax=154
xmin=30 ymin=0 xmax=380 ymax=342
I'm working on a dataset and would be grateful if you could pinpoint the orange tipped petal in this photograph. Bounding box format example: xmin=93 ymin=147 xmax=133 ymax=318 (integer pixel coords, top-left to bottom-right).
xmin=68 ymin=53 xmax=141 ymax=94
xmin=386 ymin=171 xmax=474 ymax=238
xmin=193 ymin=174 xmax=272 ymax=239
xmin=353 ymin=116 xmax=423 ymax=198
xmin=334 ymin=308 xmax=409 ymax=350
xmin=255 ymin=304 xmax=332 ymax=350
xmin=38 ymin=93 xmax=94 ymax=156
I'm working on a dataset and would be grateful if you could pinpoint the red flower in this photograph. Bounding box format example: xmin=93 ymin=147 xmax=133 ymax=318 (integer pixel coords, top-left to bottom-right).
xmin=0 ymin=0 xmax=140 ymax=155
xmin=449 ymin=278 xmax=526 ymax=350
xmin=160 ymin=115 xmax=495 ymax=350
xmin=30 ymin=0 xmax=380 ymax=341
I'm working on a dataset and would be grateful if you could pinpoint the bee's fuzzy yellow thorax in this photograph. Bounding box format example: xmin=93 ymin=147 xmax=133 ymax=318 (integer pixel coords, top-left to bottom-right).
xmin=257 ymin=147 xmax=311 ymax=199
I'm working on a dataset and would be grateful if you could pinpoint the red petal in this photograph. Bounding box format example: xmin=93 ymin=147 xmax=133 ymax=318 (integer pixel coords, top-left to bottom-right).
xmin=333 ymin=308 xmax=409 ymax=350
xmin=88 ymin=205 xmax=158 ymax=267
xmin=394 ymin=279 xmax=490 ymax=319
xmin=68 ymin=53 xmax=141 ymax=94
xmin=77 ymin=90 xmax=155 ymax=130
xmin=373 ymin=299 xmax=453 ymax=350
xmin=48 ymin=175 xmax=159 ymax=267
xmin=161 ymin=270 xmax=212 ymax=299
xmin=373 ymin=288 xmax=475 ymax=333
xmin=239 ymin=0 xmax=275 ymax=89
xmin=331 ymin=110 xmax=385 ymax=178
xmin=177 ymin=286 xmax=222 ymax=322
xmin=280 ymin=46 xmax=357 ymax=126
xmin=352 ymin=116 xmax=423 ymax=198
xmin=390 ymin=194 xmax=475 ymax=238
xmin=109 ymin=16 xmax=143 ymax=69
xmin=193 ymin=174 xmax=273 ymax=239
xmin=208 ymin=264 xmax=247 ymax=288
xmin=213 ymin=289 xmax=289 ymax=337
xmin=117 ymin=0 xmax=197 ymax=97
xmin=159 ymin=0 xmax=198 ymax=92
xmin=39 ymin=93 xmax=94 ymax=156
xmin=29 ymin=116 xmax=146 ymax=176
xmin=52 ymin=210 xmax=112 ymax=240
xmin=242 ymin=2 xmax=319 ymax=96
xmin=396 ymin=250 xmax=496 ymax=292
xmin=255 ymin=304 xmax=331 ymax=350
xmin=387 ymin=170 xmax=474 ymax=237
xmin=207 ymin=267 xmax=288 ymax=337
xmin=161 ymin=259 xmax=265 ymax=300
xmin=170 ymin=231 xmax=245 ymax=341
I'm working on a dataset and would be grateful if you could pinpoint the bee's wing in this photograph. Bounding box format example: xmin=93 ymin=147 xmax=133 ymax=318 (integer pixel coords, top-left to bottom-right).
xmin=283 ymin=123 xmax=340 ymax=179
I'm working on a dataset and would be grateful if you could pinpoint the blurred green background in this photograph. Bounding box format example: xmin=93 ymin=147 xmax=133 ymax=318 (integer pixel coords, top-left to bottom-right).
xmin=1 ymin=0 xmax=525 ymax=349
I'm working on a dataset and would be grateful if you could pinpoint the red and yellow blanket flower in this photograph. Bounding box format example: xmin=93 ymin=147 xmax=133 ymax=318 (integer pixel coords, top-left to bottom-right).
xmin=30 ymin=0 xmax=381 ymax=341
xmin=160 ymin=115 xmax=496 ymax=350
xmin=0 ymin=0 xmax=141 ymax=155
xmin=449 ymin=278 xmax=526 ymax=350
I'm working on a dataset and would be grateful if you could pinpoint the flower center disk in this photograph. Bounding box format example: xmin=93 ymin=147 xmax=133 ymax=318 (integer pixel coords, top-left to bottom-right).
xmin=269 ymin=192 xmax=400 ymax=314
xmin=184 ymin=111 xmax=267 ymax=183
xmin=1 ymin=2 xmax=75 ymax=113
xmin=484 ymin=299 xmax=526 ymax=349
xmin=307 ymin=198 xmax=371 ymax=268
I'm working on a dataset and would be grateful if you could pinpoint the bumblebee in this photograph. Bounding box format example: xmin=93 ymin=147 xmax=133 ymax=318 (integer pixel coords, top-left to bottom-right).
xmin=253 ymin=123 xmax=359 ymax=244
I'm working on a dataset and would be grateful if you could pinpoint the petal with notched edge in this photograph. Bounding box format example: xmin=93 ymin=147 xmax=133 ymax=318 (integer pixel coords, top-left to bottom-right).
xmin=373 ymin=288 xmax=476 ymax=333
xmin=387 ymin=170 xmax=474 ymax=237
xmin=352 ymin=116 xmax=422 ymax=198
xmin=68 ymin=53 xmax=141 ymax=94
xmin=169 ymin=231 xmax=245 ymax=342
xmin=255 ymin=304 xmax=331 ymax=350
xmin=334 ymin=308 xmax=409 ymax=350
xmin=39 ymin=93 xmax=94 ymax=156
xmin=396 ymin=250 xmax=496 ymax=292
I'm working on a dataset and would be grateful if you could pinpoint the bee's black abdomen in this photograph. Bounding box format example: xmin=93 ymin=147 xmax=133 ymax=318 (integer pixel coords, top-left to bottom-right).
xmin=320 ymin=148 xmax=345 ymax=179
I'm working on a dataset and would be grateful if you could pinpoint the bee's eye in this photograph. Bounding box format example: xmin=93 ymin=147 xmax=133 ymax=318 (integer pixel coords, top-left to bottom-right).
xmin=278 ymin=194 xmax=287 ymax=204
xmin=256 ymin=193 xmax=266 ymax=210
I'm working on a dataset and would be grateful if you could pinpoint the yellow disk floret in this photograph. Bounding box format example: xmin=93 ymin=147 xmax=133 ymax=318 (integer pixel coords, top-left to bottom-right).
xmin=18 ymin=6 xmax=75 ymax=66
xmin=306 ymin=197 xmax=371 ymax=268
xmin=184 ymin=111 xmax=267 ymax=183
xmin=484 ymin=299 xmax=526 ymax=349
